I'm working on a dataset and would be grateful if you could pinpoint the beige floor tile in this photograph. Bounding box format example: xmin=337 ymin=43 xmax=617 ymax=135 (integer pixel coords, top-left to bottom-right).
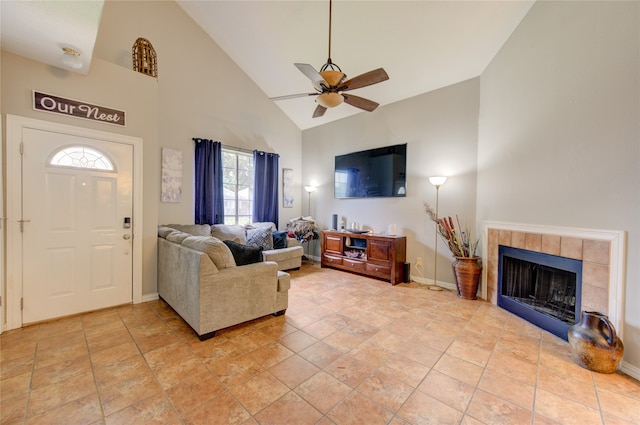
xmin=534 ymin=389 xmax=603 ymax=425
xmin=537 ymin=367 xmax=599 ymax=408
xmin=181 ymin=391 xmax=251 ymax=425
xmin=228 ymin=371 xmax=290 ymax=414
xmin=3 ymin=264 xmax=640 ymax=424
xmin=0 ymin=371 xmax=32 ymax=401
xmin=328 ymin=391 xmax=394 ymax=425
xmin=593 ymin=371 xmax=640 ymax=399
xmin=278 ymin=330 xmax=319 ymax=352
xmin=229 ymin=329 xmax=275 ymax=352
xmin=466 ymin=389 xmax=532 ymax=425
xmin=27 ymin=392 xmax=102 ymax=425
xmin=88 ymin=340 xmax=140 ymax=368
xmin=164 ymin=371 xmax=225 ymax=416
xmin=485 ymin=350 xmax=538 ymax=386
xmin=295 ymin=371 xmax=352 ymax=413
xmin=357 ymin=370 xmax=414 ymax=412
xmin=268 ymin=354 xmax=320 ymax=388
xmin=99 ymin=371 xmax=162 ymax=416
xmin=104 ymin=392 xmax=180 ymax=425
xmin=248 ymin=341 xmax=294 ymax=368
xmin=477 ymin=367 xmax=535 ymax=410
xmin=597 ymin=388 xmax=640 ymax=423
xmin=398 ymin=390 xmax=465 ymax=424
xmin=433 ymin=353 xmax=484 ymax=387
xmin=27 ymin=373 xmax=97 ymax=417
xmin=418 ymin=369 xmax=475 ymax=412
xmin=210 ymin=353 xmax=264 ymax=386
xmin=298 ymin=341 xmax=344 ymax=368
xmin=0 ymin=393 xmax=28 ymax=424
xmin=254 ymin=391 xmax=323 ymax=425
xmin=0 ymin=354 xmax=34 ymax=381
xmin=93 ymin=355 xmax=152 ymax=389
xmin=377 ymin=354 xmax=430 ymax=388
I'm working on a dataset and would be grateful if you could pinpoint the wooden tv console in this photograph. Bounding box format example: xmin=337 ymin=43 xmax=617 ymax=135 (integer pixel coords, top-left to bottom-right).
xmin=320 ymin=231 xmax=407 ymax=285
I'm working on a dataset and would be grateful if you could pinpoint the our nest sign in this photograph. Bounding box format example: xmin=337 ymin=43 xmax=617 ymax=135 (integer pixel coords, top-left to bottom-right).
xmin=33 ymin=91 xmax=126 ymax=127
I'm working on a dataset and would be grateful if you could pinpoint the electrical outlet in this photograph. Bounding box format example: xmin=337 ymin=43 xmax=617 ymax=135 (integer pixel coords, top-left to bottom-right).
xmin=416 ymin=257 xmax=423 ymax=267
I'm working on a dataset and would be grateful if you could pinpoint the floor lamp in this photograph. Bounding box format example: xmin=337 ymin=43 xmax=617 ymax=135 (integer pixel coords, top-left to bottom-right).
xmin=303 ymin=185 xmax=316 ymax=263
xmin=304 ymin=185 xmax=316 ymax=216
xmin=428 ymin=176 xmax=447 ymax=291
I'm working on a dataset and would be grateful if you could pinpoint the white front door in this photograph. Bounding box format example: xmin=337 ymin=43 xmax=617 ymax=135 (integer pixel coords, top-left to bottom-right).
xmin=20 ymin=129 xmax=134 ymax=323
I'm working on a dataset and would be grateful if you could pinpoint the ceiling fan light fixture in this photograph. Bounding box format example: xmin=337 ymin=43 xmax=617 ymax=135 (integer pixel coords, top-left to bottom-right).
xmin=320 ymin=70 xmax=345 ymax=87
xmin=317 ymin=92 xmax=344 ymax=108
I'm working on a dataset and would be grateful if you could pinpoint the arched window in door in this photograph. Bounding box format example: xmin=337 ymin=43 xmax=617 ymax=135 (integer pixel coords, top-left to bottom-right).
xmin=48 ymin=146 xmax=115 ymax=171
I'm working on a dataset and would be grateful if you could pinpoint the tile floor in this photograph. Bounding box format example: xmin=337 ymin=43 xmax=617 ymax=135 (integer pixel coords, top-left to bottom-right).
xmin=1 ymin=264 xmax=639 ymax=424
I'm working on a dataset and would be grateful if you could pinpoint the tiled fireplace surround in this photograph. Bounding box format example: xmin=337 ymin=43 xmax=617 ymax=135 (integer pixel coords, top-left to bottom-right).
xmin=482 ymin=222 xmax=625 ymax=338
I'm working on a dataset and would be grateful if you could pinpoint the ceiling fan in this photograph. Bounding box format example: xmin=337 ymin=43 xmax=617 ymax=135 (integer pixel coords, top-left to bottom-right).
xmin=271 ymin=0 xmax=389 ymax=118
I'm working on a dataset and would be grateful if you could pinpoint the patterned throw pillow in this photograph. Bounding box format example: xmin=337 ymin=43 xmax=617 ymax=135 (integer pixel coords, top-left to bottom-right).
xmin=246 ymin=226 xmax=274 ymax=250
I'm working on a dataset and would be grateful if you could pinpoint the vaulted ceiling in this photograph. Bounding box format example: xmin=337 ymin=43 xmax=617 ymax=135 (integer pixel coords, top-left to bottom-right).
xmin=1 ymin=1 xmax=535 ymax=130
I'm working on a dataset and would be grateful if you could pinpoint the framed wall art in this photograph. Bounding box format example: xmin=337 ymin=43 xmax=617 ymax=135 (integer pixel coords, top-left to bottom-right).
xmin=161 ymin=147 xmax=182 ymax=202
xmin=283 ymin=168 xmax=294 ymax=208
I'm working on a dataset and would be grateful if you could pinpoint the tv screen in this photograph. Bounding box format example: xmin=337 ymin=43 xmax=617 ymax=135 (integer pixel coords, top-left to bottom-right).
xmin=334 ymin=143 xmax=407 ymax=199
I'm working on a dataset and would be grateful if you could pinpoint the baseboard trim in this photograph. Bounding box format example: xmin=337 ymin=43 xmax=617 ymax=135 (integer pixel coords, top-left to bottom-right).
xmin=141 ymin=293 xmax=159 ymax=303
xmin=620 ymin=360 xmax=640 ymax=381
xmin=410 ymin=275 xmax=456 ymax=292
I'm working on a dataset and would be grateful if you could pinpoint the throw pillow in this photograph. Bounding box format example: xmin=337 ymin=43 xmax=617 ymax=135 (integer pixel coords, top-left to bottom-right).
xmin=246 ymin=226 xmax=274 ymax=250
xmin=167 ymin=224 xmax=211 ymax=236
xmin=223 ymin=240 xmax=263 ymax=266
xmin=272 ymin=231 xmax=288 ymax=250
xmin=181 ymin=236 xmax=236 ymax=269
xmin=166 ymin=230 xmax=191 ymax=243
xmin=210 ymin=224 xmax=247 ymax=244
xmin=158 ymin=226 xmax=175 ymax=238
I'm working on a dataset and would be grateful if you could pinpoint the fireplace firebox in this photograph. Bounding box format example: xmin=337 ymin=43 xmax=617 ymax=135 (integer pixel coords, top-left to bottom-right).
xmin=498 ymin=245 xmax=582 ymax=340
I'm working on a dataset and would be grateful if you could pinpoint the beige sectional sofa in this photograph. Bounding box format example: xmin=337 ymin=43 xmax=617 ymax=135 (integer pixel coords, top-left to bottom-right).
xmin=157 ymin=223 xmax=295 ymax=340
xmin=208 ymin=222 xmax=303 ymax=271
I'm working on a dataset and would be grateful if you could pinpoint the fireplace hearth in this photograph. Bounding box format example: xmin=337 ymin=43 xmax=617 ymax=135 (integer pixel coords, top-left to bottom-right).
xmin=498 ymin=245 xmax=582 ymax=340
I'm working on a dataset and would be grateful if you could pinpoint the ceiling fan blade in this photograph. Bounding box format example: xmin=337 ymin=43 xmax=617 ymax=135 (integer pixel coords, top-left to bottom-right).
xmin=270 ymin=93 xmax=319 ymax=101
xmin=342 ymin=93 xmax=380 ymax=112
xmin=339 ymin=68 xmax=389 ymax=92
xmin=313 ymin=105 xmax=327 ymax=118
xmin=295 ymin=63 xmax=326 ymax=90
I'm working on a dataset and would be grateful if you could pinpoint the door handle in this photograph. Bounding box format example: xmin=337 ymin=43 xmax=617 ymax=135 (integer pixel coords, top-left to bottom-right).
xmin=123 ymin=234 xmax=131 ymax=240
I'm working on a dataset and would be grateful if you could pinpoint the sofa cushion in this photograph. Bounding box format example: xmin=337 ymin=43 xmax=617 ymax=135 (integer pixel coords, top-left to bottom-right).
xmin=158 ymin=226 xmax=175 ymax=238
xmin=223 ymin=240 xmax=263 ymax=266
xmin=167 ymin=224 xmax=211 ymax=237
xmin=211 ymin=224 xmax=247 ymax=244
xmin=277 ymin=271 xmax=291 ymax=292
xmin=181 ymin=236 xmax=236 ymax=269
xmin=272 ymin=231 xmax=288 ymax=250
xmin=246 ymin=222 xmax=276 ymax=231
xmin=247 ymin=226 xmax=274 ymax=250
xmin=166 ymin=230 xmax=191 ymax=243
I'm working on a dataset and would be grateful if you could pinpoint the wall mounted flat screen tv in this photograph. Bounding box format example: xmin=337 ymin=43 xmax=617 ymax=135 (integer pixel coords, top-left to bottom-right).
xmin=334 ymin=143 xmax=407 ymax=199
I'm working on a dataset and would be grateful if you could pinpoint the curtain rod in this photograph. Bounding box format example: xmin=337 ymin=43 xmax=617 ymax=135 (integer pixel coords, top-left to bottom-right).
xmin=192 ymin=138 xmax=255 ymax=155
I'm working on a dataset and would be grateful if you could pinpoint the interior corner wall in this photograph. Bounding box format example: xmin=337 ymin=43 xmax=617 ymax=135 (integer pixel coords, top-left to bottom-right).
xmin=93 ymin=0 xmax=303 ymax=229
xmin=301 ymin=78 xmax=480 ymax=285
xmin=477 ymin=1 xmax=640 ymax=370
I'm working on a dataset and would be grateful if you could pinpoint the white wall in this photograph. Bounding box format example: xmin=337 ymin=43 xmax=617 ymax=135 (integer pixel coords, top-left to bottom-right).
xmin=1 ymin=52 xmax=159 ymax=298
xmin=302 ymin=78 xmax=480 ymax=285
xmin=2 ymin=0 xmax=303 ymax=301
xmin=478 ymin=1 xmax=640 ymax=369
xmin=93 ymin=0 xmax=303 ymax=228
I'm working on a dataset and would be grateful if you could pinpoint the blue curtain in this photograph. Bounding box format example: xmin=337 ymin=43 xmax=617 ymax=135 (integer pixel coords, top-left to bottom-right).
xmin=194 ymin=138 xmax=224 ymax=224
xmin=253 ymin=150 xmax=279 ymax=227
